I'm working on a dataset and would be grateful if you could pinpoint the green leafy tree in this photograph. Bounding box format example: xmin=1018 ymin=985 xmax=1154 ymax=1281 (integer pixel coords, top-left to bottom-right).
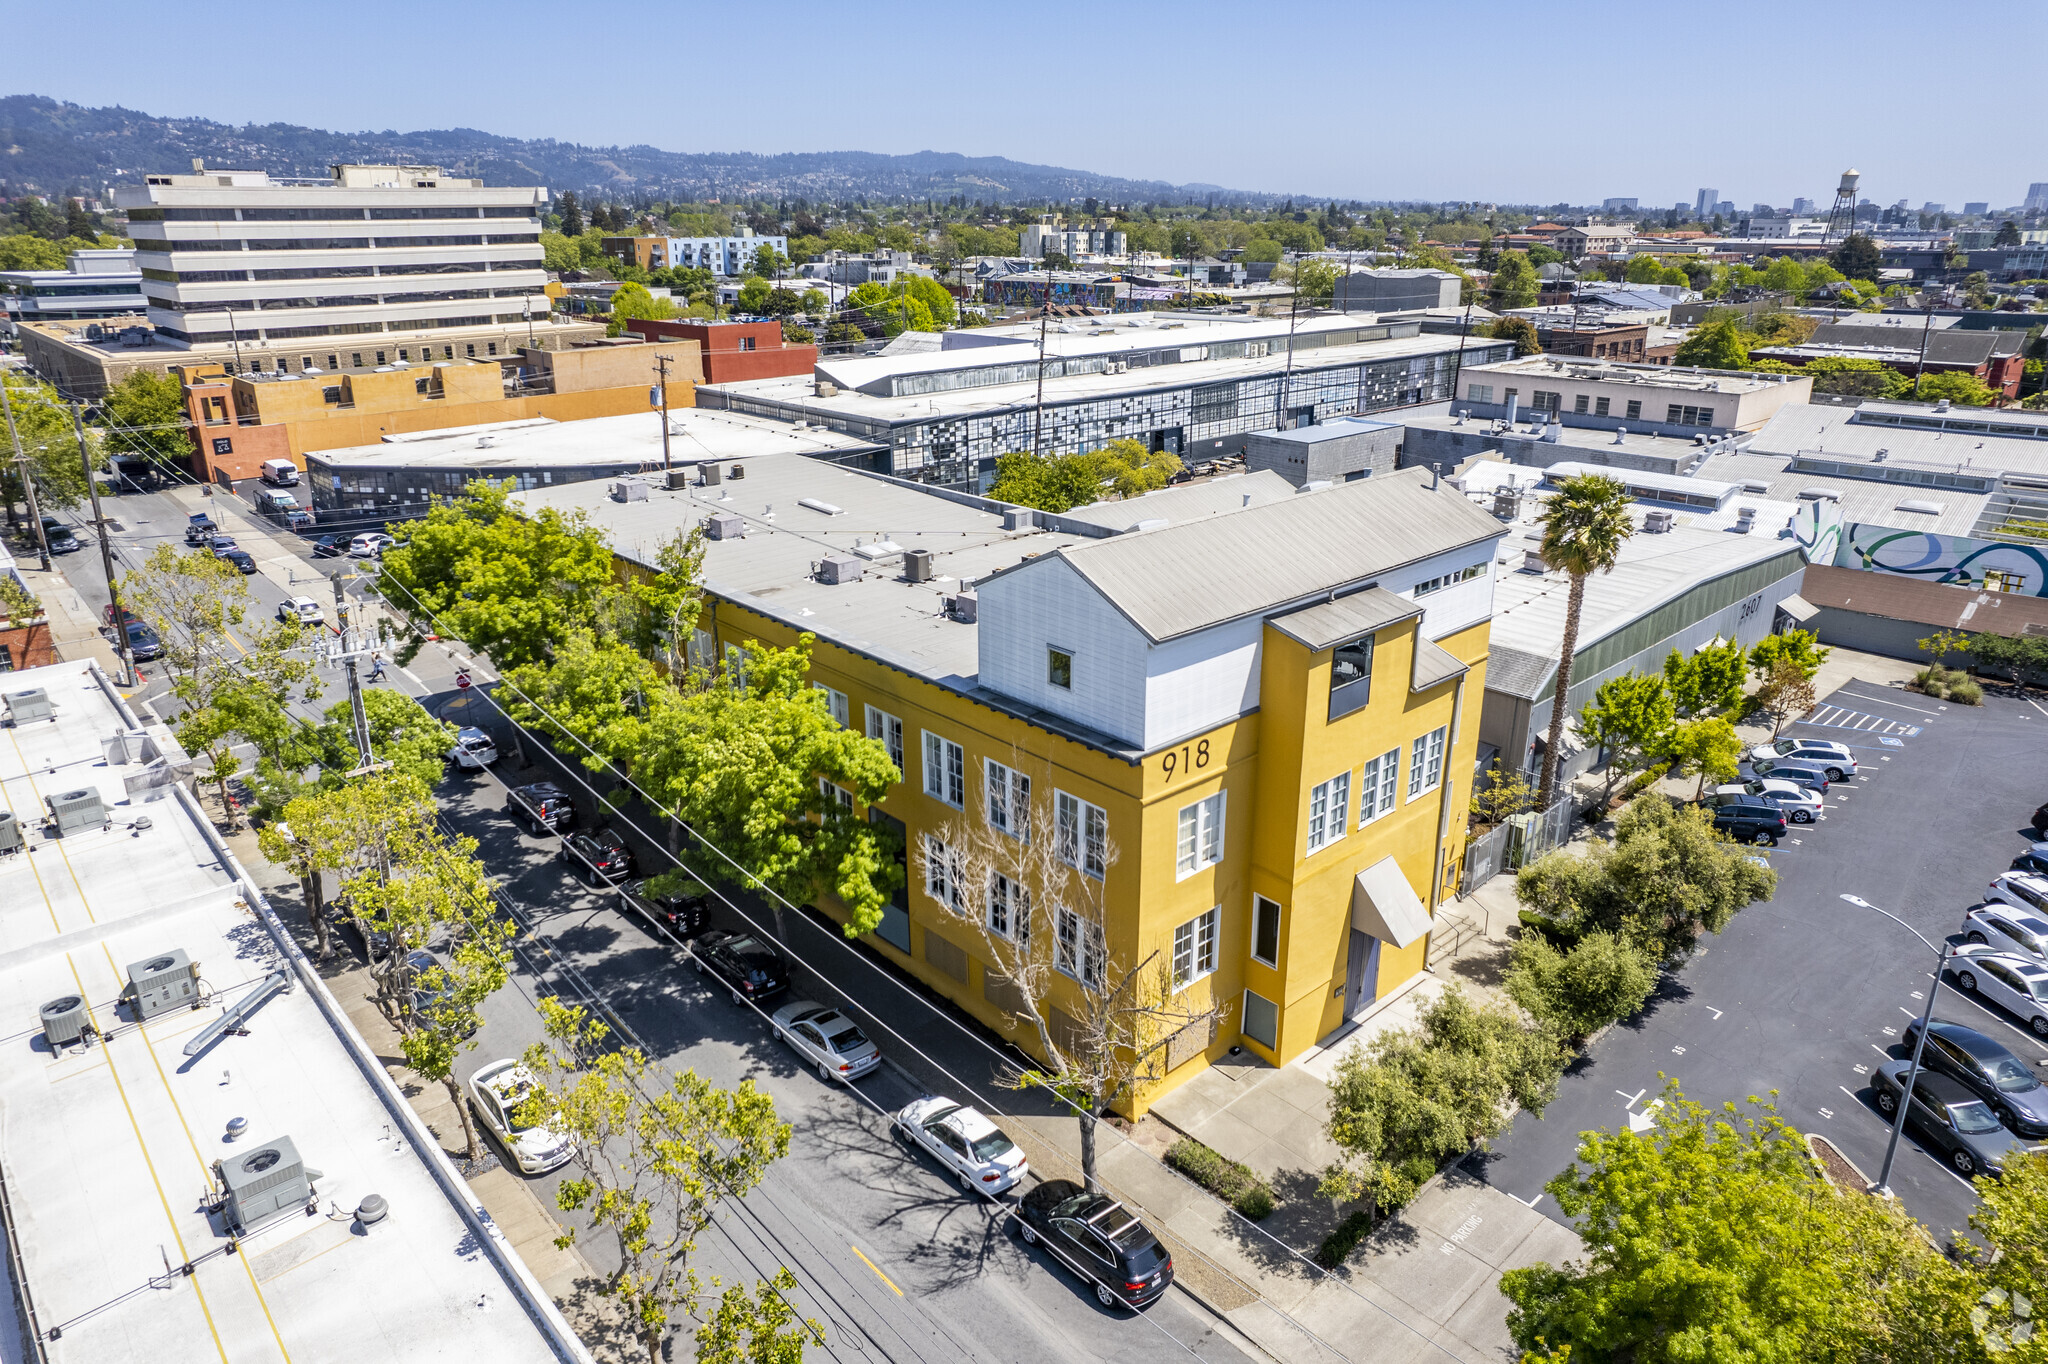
xmin=1504 ymin=931 xmax=1660 ymax=1045
xmin=260 ymin=772 xmax=436 ymax=965
xmin=1490 ymin=251 xmax=1540 ymax=309
xmin=987 ymin=439 xmax=1183 ymax=512
xmin=736 ymin=277 xmax=772 ymax=314
xmin=1321 ymin=989 xmax=1567 ymax=1222
xmin=1294 ymin=258 xmax=1339 ymax=305
xmin=610 ymin=281 xmax=677 ymax=324
xmin=1243 ymin=238 xmax=1283 ymax=264
xmin=1996 ymin=219 xmax=2023 ymax=248
xmin=1516 ymin=793 xmax=1775 ymax=963
xmin=0 ymin=374 xmax=97 ymax=524
xmin=1753 ymin=655 xmax=1817 ymax=738
xmin=1915 ymin=369 xmax=2000 ymax=406
xmin=1671 ymin=318 xmax=1751 ymax=371
xmin=1487 ymin=316 xmax=1541 ymax=356
xmin=1662 ymin=640 xmax=1747 ymax=720
xmin=0 ymin=235 xmax=66 ymax=271
xmin=1832 ymin=233 xmax=1882 ymax=282
xmin=1805 ymin=356 xmax=1912 ymax=399
xmin=540 ymin=231 xmax=581 ymax=274
xmin=1500 ymin=1086 xmax=1941 ymax=1364
xmin=751 ymin=243 xmax=790 ymax=280
xmin=97 ymin=370 xmax=189 ymax=466
xmin=1577 ymin=672 xmax=1675 ymax=806
xmin=1039 ymin=250 xmax=1074 ymax=272
xmin=1747 ymin=629 xmax=1829 ymax=682
xmin=1534 ymin=474 xmax=1636 ymax=809
xmin=1662 ymin=715 xmax=1745 ymax=799
xmin=518 ymin=998 xmax=792 ymax=1364
xmin=694 ymin=1269 xmax=820 ymax=1363
xmin=798 ymin=288 xmax=827 ymax=315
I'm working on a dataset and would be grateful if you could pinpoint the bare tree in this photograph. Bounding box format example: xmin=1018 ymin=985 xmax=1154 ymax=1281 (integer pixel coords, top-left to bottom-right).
xmin=920 ymin=752 xmax=1225 ymax=1190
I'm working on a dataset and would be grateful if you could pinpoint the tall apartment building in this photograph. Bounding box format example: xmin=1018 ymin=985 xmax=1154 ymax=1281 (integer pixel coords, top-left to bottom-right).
xmin=601 ymin=231 xmax=789 ymax=276
xmin=2026 ymin=184 xmax=2048 ymax=214
xmin=1018 ymin=215 xmax=1128 ymax=259
xmin=115 ymin=164 xmax=565 ymax=365
xmin=1694 ymin=188 xmax=1719 ymax=217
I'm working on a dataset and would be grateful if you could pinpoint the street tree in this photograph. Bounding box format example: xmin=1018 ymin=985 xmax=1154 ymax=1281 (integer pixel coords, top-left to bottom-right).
xmin=1500 ymin=1086 xmax=1941 ymax=1364
xmin=1753 ymin=655 xmax=1817 ymax=737
xmin=1662 ymin=715 xmax=1745 ymax=799
xmin=517 ymin=998 xmax=793 ymax=1364
xmin=97 ymin=370 xmax=189 ymax=468
xmin=1832 ymin=233 xmax=1882 ymax=282
xmin=922 ymin=789 xmax=1222 ymax=1191
xmin=1534 ymin=473 xmax=1636 ymax=808
xmin=1671 ymin=318 xmax=1751 ymax=371
xmin=1504 ymin=931 xmax=1659 ymax=1046
xmin=1489 ymin=251 xmax=1539 ymax=309
xmin=261 ymin=772 xmax=439 ymax=965
xmin=1746 ymin=628 xmax=1829 ymax=681
xmin=1321 ymin=988 xmax=1566 ymax=1223
xmin=1516 ymin=794 xmax=1775 ymax=964
xmin=693 ymin=1268 xmax=821 ymax=1364
xmin=1487 ymin=316 xmax=1541 ymax=356
xmin=0 ymin=374 xmax=97 ymax=524
xmin=1577 ymin=672 xmax=1675 ymax=806
xmin=1662 ymin=640 xmax=1746 ymax=720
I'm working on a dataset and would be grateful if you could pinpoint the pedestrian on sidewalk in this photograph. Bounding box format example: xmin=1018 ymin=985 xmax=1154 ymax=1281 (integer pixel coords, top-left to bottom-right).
xmin=367 ymin=652 xmax=387 ymax=683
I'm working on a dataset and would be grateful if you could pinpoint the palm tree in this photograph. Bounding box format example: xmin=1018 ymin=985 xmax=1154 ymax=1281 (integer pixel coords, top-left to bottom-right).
xmin=1535 ymin=473 xmax=1636 ymax=811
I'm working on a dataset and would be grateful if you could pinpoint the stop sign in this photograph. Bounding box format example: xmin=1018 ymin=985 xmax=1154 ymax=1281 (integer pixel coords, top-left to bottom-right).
xmin=456 ymin=671 xmax=472 ymax=690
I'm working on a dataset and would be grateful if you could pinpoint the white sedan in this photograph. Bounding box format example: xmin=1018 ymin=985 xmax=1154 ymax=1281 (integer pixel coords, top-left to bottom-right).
xmin=770 ymin=1000 xmax=881 ymax=1083
xmin=895 ymin=1095 xmax=1029 ymax=1196
xmin=1951 ymin=945 xmax=2048 ymax=1037
xmin=276 ymin=595 xmax=324 ymax=627
xmin=468 ymin=1059 xmax=575 ymax=1175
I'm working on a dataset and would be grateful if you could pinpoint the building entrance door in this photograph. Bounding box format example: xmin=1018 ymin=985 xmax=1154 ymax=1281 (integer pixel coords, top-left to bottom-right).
xmin=1342 ymin=930 xmax=1382 ymax=1021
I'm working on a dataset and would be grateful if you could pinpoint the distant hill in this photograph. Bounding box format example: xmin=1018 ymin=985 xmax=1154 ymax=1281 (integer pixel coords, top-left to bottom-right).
xmin=0 ymin=94 xmax=1281 ymax=205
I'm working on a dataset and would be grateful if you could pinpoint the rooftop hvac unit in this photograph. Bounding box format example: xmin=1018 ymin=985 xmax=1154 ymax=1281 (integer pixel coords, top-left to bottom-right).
xmin=0 ymin=810 xmax=19 ymax=855
xmin=1521 ymin=550 xmax=1550 ymax=574
xmin=102 ymin=730 xmax=159 ymax=766
xmin=948 ymin=591 xmax=979 ymax=623
xmin=1002 ymin=508 xmax=1034 ymax=531
xmin=817 ymin=554 xmax=864 ymax=585
xmin=1734 ymin=505 xmax=1757 ymax=533
xmin=609 ymin=481 xmax=648 ymax=503
xmin=903 ymin=548 xmax=935 ymax=582
xmin=666 ymin=467 xmax=694 ymax=490
xmin=39 ymin=995 xmax=90 ymax=1048
xmin=729 ymin=463 xmax=745 ymax=480
xmin=704 ymin=513 xmax=744 ymax=541
xmin=125 ymin=949 xmax=200 ymax=1021
xmin=4 ymin=688 xmax=53 ymax=726
xmin=1642 ymin=509 xmax=1675 ymax=533
xmin=218 ymin=1136 xmax=321 ymax=1229
xmin=1491 ymin=488 xmax=1519 ymax=520
xmin=46 ymin=788 xmax=107 ymax=835
xmin=701 ymin=463 xmax=724 ymax=486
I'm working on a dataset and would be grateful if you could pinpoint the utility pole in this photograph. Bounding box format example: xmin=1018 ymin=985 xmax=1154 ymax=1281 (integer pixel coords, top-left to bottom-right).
xmin=331 ymin=571 xmax=376 ymax=772
xmin=653 ymin=353 xmax=676 ymax=474
xmin=2 ymin=377 xmax=54 ymax=571
xmin=1030 ymin=277 xmax=1053 ymax=460
xmin=1275 ymin=268 xmax=1303 ymax=431
xmin=70 ymin=401 xmax=135 ymax=686
xmin=1911 ymin=292 xmax=1937 ymax=401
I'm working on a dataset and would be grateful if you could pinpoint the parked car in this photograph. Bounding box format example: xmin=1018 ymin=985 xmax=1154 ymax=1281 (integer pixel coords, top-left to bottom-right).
xmin=1870 ymin=1060 xmax=2037 ymax=1177
xmin=447 ymin=726 xmax=498 ymax=771
xmin=2013 ymin=843 xmax=2048 ymax=878
xmin=557 ymin=827 xmax=634 ymax=884
xmin=43 ymin=523 xmax=81 ymax=553
xmin=276 ymin=595 xmax=324 ymax=627
xmin=1951 ymin=945 xmax=2048 ymax=1037
xmin=1748 ymin=737 xmax=1857 ymax=780
xmin=467 ymin=1060 xmax=575 ymax=1175
xmin=1986 ymin=872 xmax=2048 ymax=919
xmin=1713 ymin=778 xmax=1821 ymax=823
xmin=349 ymin=532 xmax=395 ymax=559
xmin=896 ymin=1096 xmax=1029 ymax=1196
xmin=120 ymin=620 xmax=163 ymax=662
xmin=308 ymin=534 xmax=347 ymax=559
xmin=1707 ymin=796 xmax=1786 ymax=845
xmin=1012 ymin=1180 xmax=1174 ymax=1310
xmin=1962 ymin=902 xmax=2048 ymax=965
xmin=184 ymin=512 xmax=217 ymax=545
xmin=692 ymin=929 xmax=788 ymax=1005
xmin=507 ymin=782 xmax=575 ymax=835
xmin=2035 ymin=801 xmax=2048 ymax=836
xmin=618 ymin=877 xmax=711 ymax=940
xmin=1899 ymin=1018 xmax=2048 ymax=1136
xmin=771 ymin=1000 xmax=882 ymax=1083
xmin=209 ymin=538 xmax=257 ymax=573
xmin=1746 ymin=757 xmax=1833 ymax=792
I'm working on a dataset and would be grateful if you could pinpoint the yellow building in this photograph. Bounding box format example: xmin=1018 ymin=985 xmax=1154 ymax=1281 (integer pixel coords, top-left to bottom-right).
xmin=515 ymin=458 xmax=1506 ymax=1113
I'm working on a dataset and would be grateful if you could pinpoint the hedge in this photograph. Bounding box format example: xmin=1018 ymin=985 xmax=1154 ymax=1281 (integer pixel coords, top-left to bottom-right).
xmin=1165 ymin=1136 xmax=1276 ymax=1220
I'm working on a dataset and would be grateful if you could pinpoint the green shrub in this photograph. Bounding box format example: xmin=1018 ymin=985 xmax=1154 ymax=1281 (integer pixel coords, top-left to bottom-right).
xmin=1315 ymin=1209 xmax=1374 ymax=1268
xmin=1949 ymin=678 xmax=1984 ymax=705
xmin=1165 ymin=1137 xmax=1276 ymax=1221
xmin=1618 ymin=762 xmax=1671 ymax=803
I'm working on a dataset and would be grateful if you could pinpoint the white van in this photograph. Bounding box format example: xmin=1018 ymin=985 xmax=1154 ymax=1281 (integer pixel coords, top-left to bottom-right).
xmin=260 ymin=459 xmax=300 ymax=487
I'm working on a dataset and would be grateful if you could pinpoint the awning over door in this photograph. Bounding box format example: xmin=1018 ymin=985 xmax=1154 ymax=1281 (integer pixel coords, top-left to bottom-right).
xmin=1350 ymin=856 xmax=1433 ymax=949
xmin=1776 ymin=593 xmax=1818 ymax=623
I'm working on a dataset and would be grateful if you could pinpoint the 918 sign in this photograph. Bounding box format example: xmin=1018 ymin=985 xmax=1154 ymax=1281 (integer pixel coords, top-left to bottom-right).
xmin=1161 ymin=740 xmax=1211 ymax=779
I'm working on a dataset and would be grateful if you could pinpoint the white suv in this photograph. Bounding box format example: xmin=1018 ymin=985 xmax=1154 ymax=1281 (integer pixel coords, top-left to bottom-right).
xmin=1987 ymin=872 xmax=2048 ymax=919
xmin=1747 ymin=737 xmax=1856 ymax=780
xmin=1964 ymin=894 xmax=2048 ymax=965
xmin=448 ymin=726 xmax=498 ymax=771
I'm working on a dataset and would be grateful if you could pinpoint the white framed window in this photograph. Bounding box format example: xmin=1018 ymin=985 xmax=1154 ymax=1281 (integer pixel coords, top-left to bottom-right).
xmin=985 ymin=759 xmax=1031 ymax=840
xmin=813 ymin=684 xmax=849 ymax=727
xmin=1172 ymin=907 xmax=1220 ymax=990
xmin=723 ymin=642 xmax=749 ymax=690
xmin=1047 ymin=646 xmax=1073 ymax=689
xmin=922 ymin=730 xmax=965 ymax=808
xmin=1176 ymin=792 xmax=1225 ymax=876
xmin=686 ymin=627 xmax=717 ymax=671
xmin=1360 ymin=748 xmax=1399 ymax=823
xmin=1251 ymin=895 xmax=1281 ymax=967
xmin=864 ymin=705 xmax=903 ymax=771
xmin=1407 ymin=726 xmax=1447 ymax=801
xmin=1056 ymin=791 xmax=1107 ymax=880
xmin=1412 ymin=564 xmax=1487 ymax=597
xmin=1307 ymin=772 xmax=1350 ymax=853
xmin=987 ymin=871 xmax=1029 ymax=940
xmin=923 ymin=834 xmax=963 ymax=913
xmin=1055 ymin=905 xmax=1105 ymax=988
xmin=817 ymin=777 xmax=853 ymax=811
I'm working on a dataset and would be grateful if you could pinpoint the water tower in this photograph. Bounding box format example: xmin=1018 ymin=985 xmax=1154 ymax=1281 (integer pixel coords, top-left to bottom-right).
xmin=1823 ymin=169 xmax=1861 ymax=244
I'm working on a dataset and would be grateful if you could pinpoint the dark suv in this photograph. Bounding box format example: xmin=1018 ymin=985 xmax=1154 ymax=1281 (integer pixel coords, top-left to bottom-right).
xmin=558 ymin=827 xmax=635 ymax=884
xmin=1014 ymin=1180 xmax=1174 ymax=1309
xmin=620 ymin=877 xmax=712 ymax=940
xmin=692 ymin=929 xmax=788 ymax=1005
xmin=1709 ymin=796 xmax=1786 ymax=845
xmin=508 ymin=782 xmax=576 ymax=835
xmin=1901 ymin=1018 xmax=2048 ymax=1136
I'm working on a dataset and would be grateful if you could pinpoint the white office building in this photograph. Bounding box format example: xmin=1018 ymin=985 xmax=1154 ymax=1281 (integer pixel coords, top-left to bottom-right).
xmin=1018 ymin=215 xmax=1128 ymax=259
xmin=0 ymin=248 xmax=143 ymax=333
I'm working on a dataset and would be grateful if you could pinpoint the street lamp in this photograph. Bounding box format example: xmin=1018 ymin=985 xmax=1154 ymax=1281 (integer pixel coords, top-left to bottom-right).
xmin=1841 ymin=893 xmax=1953 ymax=1197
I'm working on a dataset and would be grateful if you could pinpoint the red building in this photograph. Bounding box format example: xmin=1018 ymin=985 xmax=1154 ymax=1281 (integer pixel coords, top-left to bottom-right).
xmin=623 ymin=319 xmax=817 ymax=385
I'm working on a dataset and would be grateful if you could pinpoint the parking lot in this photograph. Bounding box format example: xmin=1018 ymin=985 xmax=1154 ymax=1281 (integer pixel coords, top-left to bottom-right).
xmin=1473 ymin=677 xmax=2048 ymax=1242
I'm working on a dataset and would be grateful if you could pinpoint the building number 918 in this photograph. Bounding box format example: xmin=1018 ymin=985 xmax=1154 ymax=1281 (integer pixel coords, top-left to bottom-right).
xmin=1162 ymin=740 xmax=1211 ymax=779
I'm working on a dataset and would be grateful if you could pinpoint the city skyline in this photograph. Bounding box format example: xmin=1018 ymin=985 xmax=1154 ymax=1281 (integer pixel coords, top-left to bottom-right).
xmin=4 ymin=0 xmax=2039 ymax=208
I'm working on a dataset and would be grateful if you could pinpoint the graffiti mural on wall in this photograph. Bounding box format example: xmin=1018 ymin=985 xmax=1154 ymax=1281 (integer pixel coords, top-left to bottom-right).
xmin=1836 ymin=524 xmax=2048 ymax=597
xmin=1794 ymin=497 xmax=1844 ymax=566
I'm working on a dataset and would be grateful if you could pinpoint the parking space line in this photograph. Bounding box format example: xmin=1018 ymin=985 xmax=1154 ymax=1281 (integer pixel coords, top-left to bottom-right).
xmin=1829 ymin=689 xmax=1942 ymax=717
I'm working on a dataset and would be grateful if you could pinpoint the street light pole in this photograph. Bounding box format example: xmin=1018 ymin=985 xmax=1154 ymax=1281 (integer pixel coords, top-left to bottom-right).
xmin=1840 ymin=893 xmax=1950 ymax=1197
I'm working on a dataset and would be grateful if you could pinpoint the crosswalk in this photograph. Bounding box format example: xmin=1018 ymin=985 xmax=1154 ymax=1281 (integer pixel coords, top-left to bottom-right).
xmin=1800 ymin=703 xmax=1923 ymax=738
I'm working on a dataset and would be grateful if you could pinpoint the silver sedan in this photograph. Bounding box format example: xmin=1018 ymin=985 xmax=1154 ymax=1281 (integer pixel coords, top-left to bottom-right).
xmin=769 ymin=1000 xmax=881 ymax=1083
xmin=896 ymin=1096 xmax=1030 ymax=1196
xmin=1951 ymin=945 xmax=2048 ymax=1037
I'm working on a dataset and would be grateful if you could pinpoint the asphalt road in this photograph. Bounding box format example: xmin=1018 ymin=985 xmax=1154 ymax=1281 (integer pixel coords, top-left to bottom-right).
xmin=58 ymin=485 xmax=1259 ymax=1364
xmin=1470 ymin=678 xmax=2048 ymax=1244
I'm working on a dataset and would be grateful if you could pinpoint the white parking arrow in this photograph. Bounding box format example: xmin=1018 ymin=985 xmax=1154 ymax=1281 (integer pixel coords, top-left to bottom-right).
xmin=1628 ymin=1101 xmax=1663 ymax=1134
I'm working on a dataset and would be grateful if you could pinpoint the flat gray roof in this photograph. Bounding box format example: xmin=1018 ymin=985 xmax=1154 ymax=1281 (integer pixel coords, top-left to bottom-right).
xmin=1745 ymin=401 xmax=2048 ymax=480
xmin=1252 ymin=417 xmax=1400 ymax=447
xmin=0 ymin=661 xmax=576 ymax=1364
xmin=1689 ymin=447 xmax=1992 ymax=537
xmin=1049 ymin=470 xmax=1297 ymax=531
xmin=306 ymin=406 xmax=882 ymax=472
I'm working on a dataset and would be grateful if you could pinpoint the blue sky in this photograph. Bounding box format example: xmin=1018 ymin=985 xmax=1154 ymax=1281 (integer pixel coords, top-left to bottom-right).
xmin=11 ymin=0 xmax=2038 ymax=208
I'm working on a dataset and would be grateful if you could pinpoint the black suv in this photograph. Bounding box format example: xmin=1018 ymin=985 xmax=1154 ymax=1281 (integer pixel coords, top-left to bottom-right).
xmin=1901 ymin=1018 xmax=2048 ymax=1136
xmin=620 ymin=876 xmax=711 ymax=940
xmin=1014 ymin=1180 xmax=1174 ymax=1309
xmin=692 ymin=929 xmax=788 ymax=1005
xmin=1708 ymin=796 xmax=1786 ymax=845
xmin=558 ymin=827 xmax=635 ymax=884
xmin=509 ymin=782 xmax=576 ymax=835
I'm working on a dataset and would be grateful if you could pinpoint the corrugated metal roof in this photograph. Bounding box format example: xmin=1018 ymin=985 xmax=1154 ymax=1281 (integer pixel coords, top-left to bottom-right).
xmin=1268 ymin=586 xmax=1420 ymax=651
xmin=1026 ymin=469 xmax=1506 ymax=643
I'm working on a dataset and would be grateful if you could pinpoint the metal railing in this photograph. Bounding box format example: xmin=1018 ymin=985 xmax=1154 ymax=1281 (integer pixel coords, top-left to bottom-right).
xmin=1461 ymin=792 xmax=1579 ymax=896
